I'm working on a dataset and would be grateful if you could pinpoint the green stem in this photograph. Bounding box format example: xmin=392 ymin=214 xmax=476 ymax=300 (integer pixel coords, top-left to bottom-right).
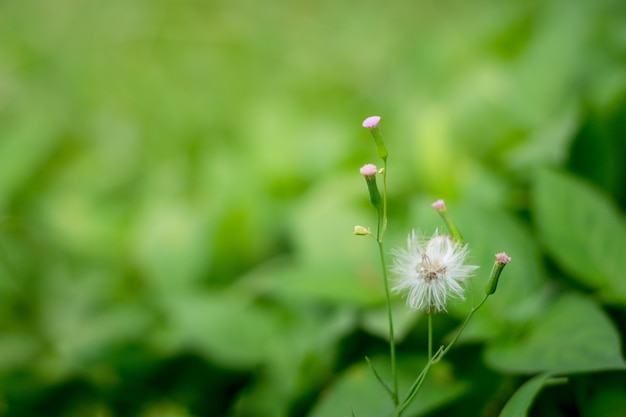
xmin=428 ymin=313 xmax=433 ymax=360
xmin=375 ymin=158 xmax=397 ymax=406
xmin=381 ymin=160 xmax=388 ymax=240
xmin=378 ymin=240 xmax=397 ymax=405
xmin=393 ymin=295 xmax=491 ymax=416
xmin=391 ymin=346 xmax=444 ymax=417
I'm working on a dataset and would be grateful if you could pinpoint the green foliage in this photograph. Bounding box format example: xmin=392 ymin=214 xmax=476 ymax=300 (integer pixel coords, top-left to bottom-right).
xmin=1 ymin=0 xmax=625 ymax=416
xmin=486 ymin=293 xmax=626 ymax=374
xmin=533 ymin=169 xmax=626 ymax=303
xmin=498 ymin=372 xmax=554 ymax=417
xmin=309 ymin=355 xmax=468 ymax=417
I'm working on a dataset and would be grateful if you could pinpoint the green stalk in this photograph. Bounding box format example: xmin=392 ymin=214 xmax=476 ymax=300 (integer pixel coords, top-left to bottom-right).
xmin=378 ymin=239 xmax=397 ymax=405
xmin=391 ymin=346 xmax=444 ymax=417
xmin=428 ymin=313 xmax=433 ymax=360
xmin=376 ymin=159 xmax=397 ymax=405
xmin=393 ymin=295 xmax=491 ymax=416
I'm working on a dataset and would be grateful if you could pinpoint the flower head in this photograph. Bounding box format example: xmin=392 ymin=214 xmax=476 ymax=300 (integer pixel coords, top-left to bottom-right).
xmin=495 ymin=252 xmax=511 ymax=265
xmin=362 ymin=116 xmax=381 ymax=129
xmin=392 ymin=230 xmax=478 ymax=313
xmin=431 ymin=199 xmax=446 ymax=212
xmin=360 ymin=163 xmax=378 ymax=178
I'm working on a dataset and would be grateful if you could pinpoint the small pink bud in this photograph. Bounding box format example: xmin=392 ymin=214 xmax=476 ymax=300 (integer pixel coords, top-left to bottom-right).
xmin=431 ymin=199 xmax=446 ymax=212
xmin=362 ymin=116 xmax=381 ymax=129
xmin=495 ymin=252 xmax=511 ymax=265
xmin=360 ymin=163 xmax=378 ymax=178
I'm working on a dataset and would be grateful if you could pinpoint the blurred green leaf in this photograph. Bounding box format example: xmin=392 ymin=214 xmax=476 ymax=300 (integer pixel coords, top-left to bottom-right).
xmin=360 ymin=302 xmax=421 ymax=343
xmin=0 ymin=333 xmax=39 ymax=372
xmin=506 ymin=104 xmax=579 ymax=173
xmin=308 ymin=355 xmax=468 ymax=417
xmin=499 ymin=372 xmax=554 ymax=417
xmin=533 ymin=169 xmax=626 ymax=303
xmin=233 ymin=308 xmax=356 ymax=417
xmin=577 ymin=372 xmax=626 ymax=417
xmin=485 ymin=293 xmax=626 ymax=374
xmin=156 ymin=292 xmax=283 ymax=368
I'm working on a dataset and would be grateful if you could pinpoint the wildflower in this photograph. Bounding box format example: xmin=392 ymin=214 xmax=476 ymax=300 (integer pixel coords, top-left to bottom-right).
xmin=392 ymin=230 xmax=478 ymax=313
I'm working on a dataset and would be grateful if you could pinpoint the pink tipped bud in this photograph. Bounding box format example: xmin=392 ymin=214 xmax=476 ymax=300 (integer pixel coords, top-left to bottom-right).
xmin=431 ymin=199 xmax=446 ymax=212
xmin=360 ymin=163 xmax=378 ymax=178
xmin=485 ymin=252 xmax=511 ymax=295
xmin=495 ymin=252 xmax=512 ymax=265
xmin=362 ymin=116 xmax=381 ymax=129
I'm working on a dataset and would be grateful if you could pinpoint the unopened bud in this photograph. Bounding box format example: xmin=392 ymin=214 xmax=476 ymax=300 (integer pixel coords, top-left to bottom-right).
xmin=353 ymin=225 xmax=370 ymax=236
xmin=360 ymin=164 xmax=382 ymax=209
xmin=362 ymin=116 xmax=388 ymax=161
xmin=431 ymin=199 xmax=446 ymax=212
xmin=485 ymin=252 xmax=511 ymax=295
xmin=432 ymin=199 xmax=463 ymax=244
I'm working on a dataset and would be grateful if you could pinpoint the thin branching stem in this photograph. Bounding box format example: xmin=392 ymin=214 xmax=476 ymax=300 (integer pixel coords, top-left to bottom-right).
xmin=393 ymin=294 xmax=491 ymax=416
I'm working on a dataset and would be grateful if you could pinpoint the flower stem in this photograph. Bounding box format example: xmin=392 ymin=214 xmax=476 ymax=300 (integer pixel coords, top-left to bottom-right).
xmin=376 ymin=159 xmax=397 ymax=405
xmin=378 ymin=240 xmax=398 ymax=406
xmin=428 ymin=313 xmax=433 ymax=360
xmin=380 ymin=160 xmax=388 ymax=240
xmin=391 ymin=346 xmax=443 ymax=417
xmin=393 ymin=294 xmax=491 ymax=416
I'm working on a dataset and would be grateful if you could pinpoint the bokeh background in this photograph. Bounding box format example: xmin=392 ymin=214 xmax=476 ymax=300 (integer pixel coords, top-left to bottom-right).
xmin=1 ymin=0 xmax=625 ymax=416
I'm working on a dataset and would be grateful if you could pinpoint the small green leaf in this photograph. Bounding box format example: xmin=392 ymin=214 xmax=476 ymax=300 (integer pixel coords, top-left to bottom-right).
xmin=485 ymin=293 xmax=626 ymax=374
xmin=499 ymin=372 xmax=554 ymax=417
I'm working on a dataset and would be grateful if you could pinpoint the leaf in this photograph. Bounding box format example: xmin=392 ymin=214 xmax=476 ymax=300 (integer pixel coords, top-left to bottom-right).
xmin=308 ymin=355 xmax=468 ymax=417
xmin=499 ymin=372 xmax=554 ymax=417
xmin=157 ymin=292 xmax=284 ymax=368
xmin=485 ymin=293 xmax=626 ymax=374
xmin=241 ymin=258 xmax=385 ymax=307
xmin=577 ymin=372 xmax=626 ymax=417
xmin=533 ymin=169 xmax=626 ymax=303
xmin=233 ymin=309 xmax=356 ymax=417
xmin=360 ymin=302 xmax=421 ymax=342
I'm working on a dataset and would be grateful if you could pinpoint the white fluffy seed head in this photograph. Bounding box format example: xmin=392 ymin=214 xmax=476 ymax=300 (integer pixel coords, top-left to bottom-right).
xmin=391 ymin=230 xmax=478 ymax=313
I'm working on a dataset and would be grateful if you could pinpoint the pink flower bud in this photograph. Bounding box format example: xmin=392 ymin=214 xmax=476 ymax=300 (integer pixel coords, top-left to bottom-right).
xmin=362 ymin=116 xmax=381 ymax=129
xmin=360 ymin=163 xmax=378 ymax=178
xmin=495 ymin=252 xmax=511 ymax=265
xmin=431 ymin=199 xmax=446 ymax=212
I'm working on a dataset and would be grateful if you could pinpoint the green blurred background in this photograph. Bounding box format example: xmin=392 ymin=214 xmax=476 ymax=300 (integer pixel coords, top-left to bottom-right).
xmin=1 ymin=0 xmax=625 ymax=416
